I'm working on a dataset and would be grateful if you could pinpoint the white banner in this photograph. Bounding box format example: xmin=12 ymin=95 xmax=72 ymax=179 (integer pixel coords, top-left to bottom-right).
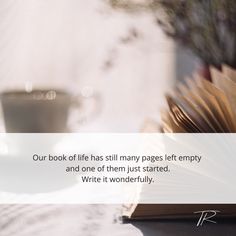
xmin=0 ymin=133 xmax=235 ymax=204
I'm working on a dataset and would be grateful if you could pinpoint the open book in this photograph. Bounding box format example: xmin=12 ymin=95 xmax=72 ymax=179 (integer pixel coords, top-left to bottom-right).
xmin=162 ymin=65 xmax=236 ymax=133
xmin=123 ymin=204 xmax=236 ymax=220
xmin=123 ymin=65 xmax=236 ymax=220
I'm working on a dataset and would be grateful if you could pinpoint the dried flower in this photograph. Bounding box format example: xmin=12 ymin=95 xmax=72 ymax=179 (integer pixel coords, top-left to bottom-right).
xmin=107 ymin=0 xmax=236 ymax=68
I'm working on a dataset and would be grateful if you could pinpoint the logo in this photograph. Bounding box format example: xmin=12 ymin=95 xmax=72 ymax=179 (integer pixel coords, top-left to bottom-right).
xmin=194 ymin=210 xmax=220 ymax=226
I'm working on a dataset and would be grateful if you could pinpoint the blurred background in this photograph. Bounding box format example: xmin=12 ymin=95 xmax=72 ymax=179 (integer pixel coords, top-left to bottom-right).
xmin=0 ymin=0 xmax=198 ymax=132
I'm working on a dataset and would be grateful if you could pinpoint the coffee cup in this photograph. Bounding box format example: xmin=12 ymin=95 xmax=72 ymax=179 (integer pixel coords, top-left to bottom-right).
xmin=0 ymin=89 xmax=100 ymax=132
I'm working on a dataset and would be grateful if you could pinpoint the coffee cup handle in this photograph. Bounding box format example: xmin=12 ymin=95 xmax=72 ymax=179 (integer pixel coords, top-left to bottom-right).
xmin=68 ymin=89 xmax=101 ymax=130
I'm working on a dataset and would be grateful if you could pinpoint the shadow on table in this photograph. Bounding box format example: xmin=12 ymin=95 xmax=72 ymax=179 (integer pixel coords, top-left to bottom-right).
xmin=131 ymin=219 xmax=236 ymax=236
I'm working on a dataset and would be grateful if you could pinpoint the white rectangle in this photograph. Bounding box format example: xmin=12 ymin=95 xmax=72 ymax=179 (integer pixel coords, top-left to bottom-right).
xmin=0 ymin=133 xmax=235 ymax=204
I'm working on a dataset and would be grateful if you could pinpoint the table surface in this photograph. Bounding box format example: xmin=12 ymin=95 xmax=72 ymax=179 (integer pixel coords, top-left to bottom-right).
xmin=0 ymin=205 xmax=235 ymax=236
